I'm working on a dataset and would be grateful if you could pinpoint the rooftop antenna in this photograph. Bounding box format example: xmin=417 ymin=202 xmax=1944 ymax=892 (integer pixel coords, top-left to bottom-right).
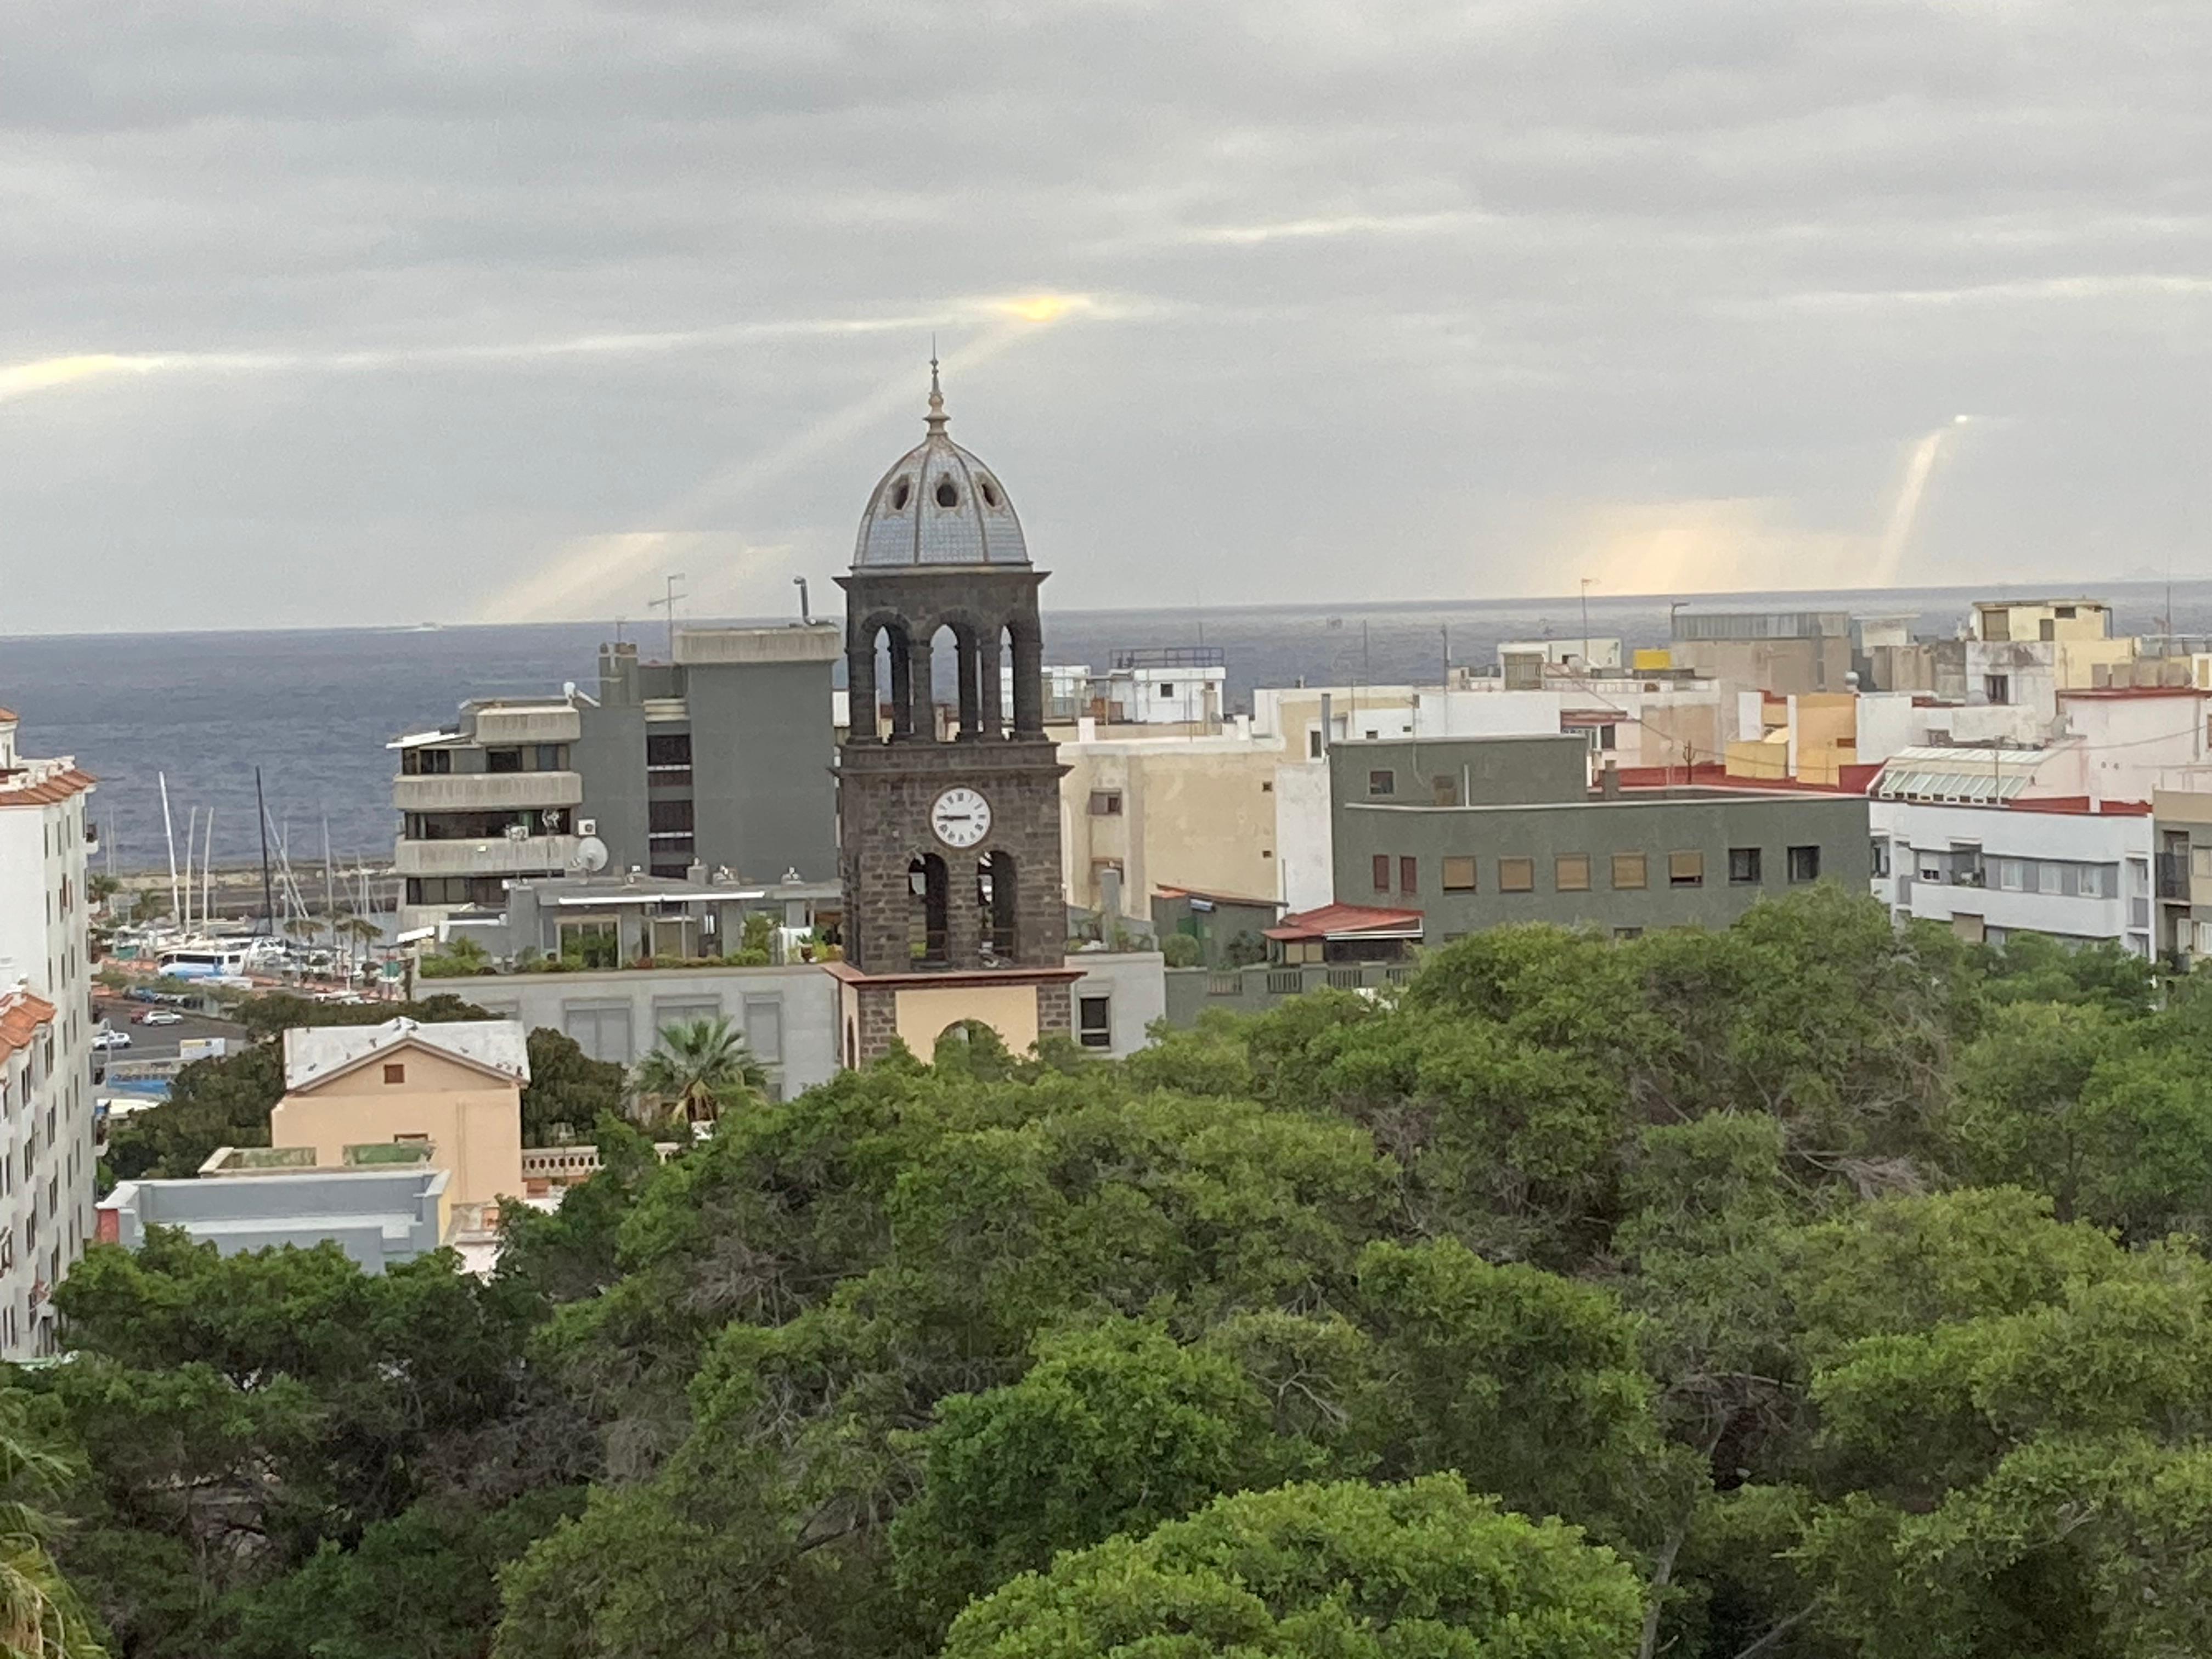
xmin=649 ymin=574 xmax=687 ymax=661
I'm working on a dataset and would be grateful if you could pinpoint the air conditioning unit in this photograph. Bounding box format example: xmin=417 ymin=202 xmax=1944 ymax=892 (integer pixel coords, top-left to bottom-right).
xmin=505 ymin=824 xmax=528 ymax=840
xmin=577 ymin=819 xmax=597 ymax=836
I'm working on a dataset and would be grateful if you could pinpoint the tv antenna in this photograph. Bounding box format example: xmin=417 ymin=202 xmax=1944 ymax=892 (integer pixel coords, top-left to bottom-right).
xmin=649 ymin=574 xmax=687 ymax=660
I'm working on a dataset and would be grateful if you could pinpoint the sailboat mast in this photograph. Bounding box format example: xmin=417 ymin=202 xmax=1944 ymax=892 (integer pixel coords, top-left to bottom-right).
xmin=182 ymin=805 xmax=198 ymax=934
xmin=159 ymin=772 xmax=180 ymax=926
xmin=255 ymin=769 xmax=277 ymax=936
xmin=201 ymin=810 xmax=216 ymax=927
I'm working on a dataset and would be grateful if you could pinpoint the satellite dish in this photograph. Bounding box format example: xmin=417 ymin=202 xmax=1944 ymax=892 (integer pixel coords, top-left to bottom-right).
xmin=572 ymin=836 xmax=610 ymax=873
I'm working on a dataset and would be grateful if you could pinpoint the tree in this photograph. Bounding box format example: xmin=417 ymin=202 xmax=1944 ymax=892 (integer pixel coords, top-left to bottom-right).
xmin=99 ymin=1042 xmax=283 ymax=1181
xmin=0 ymin=1393 xmax=106 ymax=1659
xmin=890 ymin=1321 xmax=1318 ymax=1633
xmin=627 ymin=1015 xmax=766 ymax=1129
xmin=941 ymin=1474 xmax=1644 ymax=1659
xmin=520 ymin=1029 xmax=626 ymax=1148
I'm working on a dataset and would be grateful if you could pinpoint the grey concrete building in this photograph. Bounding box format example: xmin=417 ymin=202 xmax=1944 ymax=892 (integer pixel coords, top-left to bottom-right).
xmin=443 ymin=960 xmax=839 ymax=1098
xmin=450 ymin=871 xmax=842 ymax=967
xmin=393 ymin=623 xmax=840 ymax=928
xmin=1671 ymin=609 xmax=1854 ymax=696
xmin=97 ymin=1167 xmax=450 ymax=1272
xmin=1333 ymin=734 xmax=1871 ymax=940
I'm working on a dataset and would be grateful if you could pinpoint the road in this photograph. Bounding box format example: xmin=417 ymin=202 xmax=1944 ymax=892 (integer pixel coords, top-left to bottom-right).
xmin=92 ymin=998 xmax=250 ymax=1064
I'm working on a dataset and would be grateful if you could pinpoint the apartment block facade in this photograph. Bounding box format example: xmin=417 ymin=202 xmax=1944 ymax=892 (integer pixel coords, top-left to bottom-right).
xmin=1330 ymin=735 xmax=1871 ymax=940
xmin=393 ymin=625 xmax=840 ymax=928
xmin=0 ymin=709 xmax=98 ymax=1357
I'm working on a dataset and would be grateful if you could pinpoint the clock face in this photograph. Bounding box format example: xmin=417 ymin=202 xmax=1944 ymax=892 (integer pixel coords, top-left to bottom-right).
xmin=930 ymin=787 xmax=992 ymax=849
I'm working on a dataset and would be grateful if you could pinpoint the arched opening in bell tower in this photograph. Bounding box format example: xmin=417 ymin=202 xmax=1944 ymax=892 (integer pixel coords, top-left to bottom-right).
xmin=908 ymin=854 xmax=949 ymax=965
xmin=978 ymin=850 xmax=1018 ymax=963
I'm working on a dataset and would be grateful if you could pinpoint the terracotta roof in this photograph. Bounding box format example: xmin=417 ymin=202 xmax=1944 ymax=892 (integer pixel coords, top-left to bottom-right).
xmin=0 ymin=708 xmax=16 ymax=723
xmin=1604 ymin=762 xmax=1876 ymax=795
xmin=0 ymin=992 xmax=56 ymax=1063
xmin=2005 ymin=795 xmax=2155 ymax=816
xmin=1265 ymin=903 xmax=1425 ymax=941
xmin=0 ymin=766 xmax=96 ymax=808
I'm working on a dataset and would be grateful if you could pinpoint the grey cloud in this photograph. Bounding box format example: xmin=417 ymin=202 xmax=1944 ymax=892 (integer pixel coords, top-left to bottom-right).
xmin=3 ymin=0 xmax=2211 ymax=634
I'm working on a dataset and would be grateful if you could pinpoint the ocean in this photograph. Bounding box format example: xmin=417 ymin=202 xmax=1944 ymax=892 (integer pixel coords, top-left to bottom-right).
xmin=10 ymin=579 xmax=2209 ymax=873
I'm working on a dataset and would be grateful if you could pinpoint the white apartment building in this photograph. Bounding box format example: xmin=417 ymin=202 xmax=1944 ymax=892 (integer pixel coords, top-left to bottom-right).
xmin=0 ymin=708 xmax=98 ymax=1357
xmin=1869 ymin=765 xmax=2154 ymax=956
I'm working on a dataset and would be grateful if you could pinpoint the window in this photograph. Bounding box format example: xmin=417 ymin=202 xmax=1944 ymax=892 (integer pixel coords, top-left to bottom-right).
xmin=486 ymin=747 xmax=523 ymax=774
xmin=1078 ymin=995 xmax=1113 ymax=1050
xmin=563 ymin=1003 xmax=635 ymax=1064
xmin=1400 ymin=856 xmax=1418 ymax=895
xmin=1308 ymin=730 xmax=1323 ymax=760
xmin=1611 ymin=852 xmax=1647 ymax=889
xmin=934 ymin=477 xmax=958 ymax=507
xmin=1729 ymin=847 xmax=1763 ymax=885
xmin=1871 ymin=839 xmax=1891 ymax=878
xmin=1787 ymin=845 xmax=1821 ymax=883
xmin=1088 ymin=791 xmax=1124 ymax=816
xmin=1499 ymin=857 xmax=1534 ymax=893
xmin=744 ymin=996 xmax=784 ymax=1066
xmin=1432 ymin=775 xmax=1459 ymax=806
xmin=1984 ymin=674 xmax=2010 ymax=704
xmin=1372 ymin=854 xmax=1391 ymax=893
xmin=1441 ymin=856 xmax=1477 ymax=892
xmin=1368 ymin=770 xmax=1396 ymax=797
xmin=1668 ymin=851 xmax=1704 ymax=887
xmin=1555 ymin=854 xmax=1590 ymax=891
xmin=535 ymin=744 xmax=567 ymax=771
xmin=646 ymin=732 xmax=693 ymax=768
xmin=382 ymin=1063 xmax=405 ymax=1085
xmin=649 ymin=798 xmax=695 ymax=833
xmin=1159 ymin=683 xmax=1176 ymax=698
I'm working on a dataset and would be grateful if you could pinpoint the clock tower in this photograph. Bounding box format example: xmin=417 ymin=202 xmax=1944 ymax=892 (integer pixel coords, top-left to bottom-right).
xmin=828 ymin=363 xmax=1076 ymax=1065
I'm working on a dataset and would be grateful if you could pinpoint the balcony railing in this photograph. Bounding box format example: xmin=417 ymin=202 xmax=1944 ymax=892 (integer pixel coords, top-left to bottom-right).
xmin=394 ymin=833 xmax=580 ymax=878
xmin=393 ymin=771 xmax=584 ymax=812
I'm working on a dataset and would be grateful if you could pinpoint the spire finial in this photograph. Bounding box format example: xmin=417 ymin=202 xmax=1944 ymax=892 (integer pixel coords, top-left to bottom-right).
xmin=926 ymin=340 xmax=947 ymax=433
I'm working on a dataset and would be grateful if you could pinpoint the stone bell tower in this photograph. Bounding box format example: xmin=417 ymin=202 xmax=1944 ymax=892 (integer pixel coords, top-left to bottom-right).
xmin=826 ymin=363 xmax=1075 ymax=1065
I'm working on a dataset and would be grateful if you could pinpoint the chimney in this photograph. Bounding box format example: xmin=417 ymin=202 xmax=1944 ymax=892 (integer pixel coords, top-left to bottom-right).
xmin=1318 ymin=693 xmax=1333 ymax=753
xmin=1600 ymin=761 xmax=1622 ymax=799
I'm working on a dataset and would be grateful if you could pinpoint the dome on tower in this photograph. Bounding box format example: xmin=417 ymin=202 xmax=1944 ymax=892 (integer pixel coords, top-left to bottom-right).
xmin=853 ymin=364 xmax=1030 ymax=569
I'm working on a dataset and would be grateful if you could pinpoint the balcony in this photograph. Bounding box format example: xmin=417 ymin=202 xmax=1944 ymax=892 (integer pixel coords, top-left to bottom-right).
xmin=470 ymin=707 xmax=582 ymax=745
xmin=2158 ymin=853 xmax=2190 ymax=901
xmin=394 ymin=833 xmax=580 ymax=878
xmin=393 ymin=771 xmax=584 ymax=812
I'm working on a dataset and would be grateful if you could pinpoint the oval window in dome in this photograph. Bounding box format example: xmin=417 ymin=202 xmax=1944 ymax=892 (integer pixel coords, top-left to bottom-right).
xmin=978 ymin=477 xmax=1001 ymax=509
xmin=890 ymin=478 xmax=912 ymax=511
xmin=935 ymin=477 xmax=959 ymax=509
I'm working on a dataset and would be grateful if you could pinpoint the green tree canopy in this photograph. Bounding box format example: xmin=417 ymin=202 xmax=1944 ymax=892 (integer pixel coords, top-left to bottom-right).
xmin=941 ymin=1474 xmax=1644 ymax=1659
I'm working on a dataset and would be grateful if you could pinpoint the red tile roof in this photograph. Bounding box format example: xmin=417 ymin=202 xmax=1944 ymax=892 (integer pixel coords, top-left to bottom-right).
xmin=1265 ymin=902 xmax=1425 ymax=941
xmin=1605 ymin=762 xmax=1877 ymax=795
xmin=0 ymin=991 xmax=55 ymax=1063
xmin=2005 ymin=795 xmax=2155 ymax=816
xmin=0 ymin=766 xmax=95 ymax=808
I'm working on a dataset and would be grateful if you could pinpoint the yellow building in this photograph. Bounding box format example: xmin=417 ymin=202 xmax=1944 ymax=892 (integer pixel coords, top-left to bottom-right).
xmin=274 ymin=1018 xmax=528 ymax=1212
xmin=1970 ymin=598 xmax=2138 ymax=690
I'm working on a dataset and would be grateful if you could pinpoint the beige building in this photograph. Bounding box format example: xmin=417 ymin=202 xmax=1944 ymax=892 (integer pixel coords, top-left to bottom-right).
xmin=273 ymin=1018 xmax=529 ymax=1213
xmin=1057 ymin=725 xmax=1289 ymax=924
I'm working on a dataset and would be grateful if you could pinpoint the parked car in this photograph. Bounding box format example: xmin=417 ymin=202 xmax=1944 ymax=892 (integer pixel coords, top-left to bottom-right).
xmin=91 ymin=1029 xmax=132 ymax=1050
xmin=131 ymin=1009 xmax=185 ymax=1026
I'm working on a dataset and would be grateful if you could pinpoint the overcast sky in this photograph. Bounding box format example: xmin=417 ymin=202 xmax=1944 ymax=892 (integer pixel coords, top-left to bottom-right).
xmin=3 ymin=0 xmax=2209 ymax=635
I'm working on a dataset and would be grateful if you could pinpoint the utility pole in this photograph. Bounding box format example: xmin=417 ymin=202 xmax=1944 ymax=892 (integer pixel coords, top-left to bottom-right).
xmin=650 ymin=574 xmax=687 ymax=661
xmin=1580 ymin=577 xmax=1593 ymax=679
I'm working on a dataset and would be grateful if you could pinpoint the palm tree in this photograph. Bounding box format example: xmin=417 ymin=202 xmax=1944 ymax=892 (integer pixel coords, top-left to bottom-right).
xmin=335 ymin=914 xmax=382 ymax=963
xmin=628 ymin=1016 xmax=768 ymax=1132
xmin=0 ymin=1408 xmax=105 ymax=1658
